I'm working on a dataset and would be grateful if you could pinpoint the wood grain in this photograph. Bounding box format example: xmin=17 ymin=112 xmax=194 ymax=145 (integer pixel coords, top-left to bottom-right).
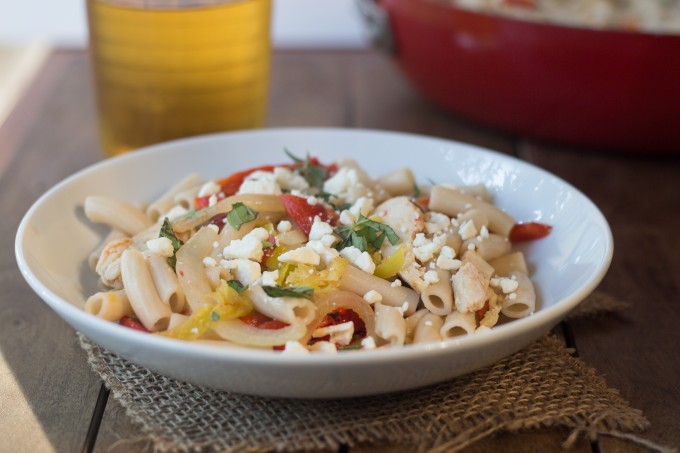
xmin=0 ymin=50 xmax=103 ymax=452
xmin=5 ymin=49 xmax=678 ymax=453
xmin=518 ymin=141 xmax=680 ymax=450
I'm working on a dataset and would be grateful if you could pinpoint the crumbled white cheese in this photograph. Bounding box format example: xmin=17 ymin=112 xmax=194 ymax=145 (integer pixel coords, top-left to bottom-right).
xmin=237 ymin=171 xmax=282 ymax=195
xmin=308 ymin=216 xmax=334 ymax=241
xmin=202 ymin=257 xmax=217 ymax=267
xmin=198 ymin=180 xmax=221 ymax=197
xmin=306 ymin=196 xmax=318 ymax=206
xmin=363 ymin=290 xmax=383 ymax=304
xmin=219 ymin=259 xmax=262 ymax=285
xmin=479 ymin=225 xmax=490 ymax=239
xmin=306 ymin=239 xmax=340 ymax=265
xmin=323 ymin=167 xmax=370 ymax=203
xmin=425 ymin=212 xmax=451 ymax=235
xmin=413 ymin=233 xmax=446 ymax=263
xmin=278 ymin=247 xmax=321 ymax=266
xmin=313 ymin=321 xmax=355 ymax=346
xmin=309 ymin=341 xmax=338 ymax=354
xmin=339 ymin=210 xmax=355 ymax=226
xmin=348 ymin=196 xmax=374 ymax=218
xmin=500 ymin=278 xmax=519 ymax=294
xmin=508 ymin=293 xmax=517 ymax=300
xmin=467 ymin=243 xmax=476 ymax=251
xmin=258 ymin=270 xmax=279 ymax=287
xmin=222 ymin=227 xmax=269 ymax=261
xmin=273 ymin=167 xmax=309 ymax=191
xmin=390 ymin=279 xmax=403 ymax=288
xmin=276 ymin=220 xmax=292 ymax=233
xmin=208 ymin=194 xmax=218 ymax=207
xmin=423 ymin=270 xmax=440 ymax=284
xmin=206 ymin=224 xmax=219 ymax=233
xmin=146 ymin=237 xmax=174 ymax=257
xmin=361 ymin=336 xmax=377 ymax=350
xmin=459 ymin=219 xmax=478 ymax=241
xmin=339 ymin=246 xmax=376 ymax=274
xmin=281 ymin=341 xmax=310 ymax=355
xmin=163 ymin=205 xmax=188 ymax=221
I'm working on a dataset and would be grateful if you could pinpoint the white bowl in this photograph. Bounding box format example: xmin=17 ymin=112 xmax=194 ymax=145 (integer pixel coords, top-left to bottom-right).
xmin=15 ymin=128 xmax=613 ymax=398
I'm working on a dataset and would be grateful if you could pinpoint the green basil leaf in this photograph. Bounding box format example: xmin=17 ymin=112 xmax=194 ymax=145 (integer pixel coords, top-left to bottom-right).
xmin=413 ymin=182 xmax=421 ymax=198
xmin=262 ymin=285 xmax=314 ymax=299
xmin=159 ymin=217 xmax=183 ymax=270
xmin=210 ymin=312 xmax=221 ymax=321
xmin=226 ymin=279 xmax=246 ymax=294
xmin=226 ymin=202 xmax=258 ymax=230
xmin=284 ymin=148 xmax=304 ymax=163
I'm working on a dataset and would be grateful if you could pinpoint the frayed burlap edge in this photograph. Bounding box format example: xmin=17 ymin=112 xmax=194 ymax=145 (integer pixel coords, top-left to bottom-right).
xmin=77 ymin=291 xmax=671 ymax=453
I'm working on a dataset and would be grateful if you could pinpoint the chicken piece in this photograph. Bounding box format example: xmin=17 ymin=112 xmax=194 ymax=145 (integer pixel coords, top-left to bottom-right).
xmin=95 ymin=237 xmax=132 ymax=289
xmin=452 ymin=262 xmax=490 ymax=313
xmin=374 ymin=196 xmax=425 ymax=245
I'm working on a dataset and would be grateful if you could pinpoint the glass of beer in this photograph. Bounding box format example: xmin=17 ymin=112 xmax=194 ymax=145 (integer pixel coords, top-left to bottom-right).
xmin=86 ymin=0 xmax=271 ymax=156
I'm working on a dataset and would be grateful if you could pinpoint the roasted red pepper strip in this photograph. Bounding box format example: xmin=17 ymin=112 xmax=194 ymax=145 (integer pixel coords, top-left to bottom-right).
xmin=240 ymin=311 xmax=288 ymax=330
xmin=280 ymin=194 xmax=338 ymax=236
xmin=309 ymin=308 xmax=367 ymax=346
xmin=509 ymin=222 xmax=552 ymax=242
xmin=194 ymin=157 xmax=337 ymax=209
xmin=119 ymin=316 xmax=150 ymax=333
xmin=475 ymin=300 xmax=490 ymax=324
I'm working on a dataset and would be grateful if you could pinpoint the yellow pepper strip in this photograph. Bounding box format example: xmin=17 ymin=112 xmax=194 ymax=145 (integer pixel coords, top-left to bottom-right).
xmin=374 ymin=245 xmax=406 ymax=279
xmin=284 ymin=258 xmax=348 ymax=292
xmin=264 ymin=245 xmax=288 ymax=271
xmin=161 ymin=281 xmax=253 ymax=340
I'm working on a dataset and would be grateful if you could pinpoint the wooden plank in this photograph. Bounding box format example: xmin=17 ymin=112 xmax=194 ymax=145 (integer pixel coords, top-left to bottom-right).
xmin=518 ymin=140 xmax=680 ymax=450
xmin=351 ymin=51 xmax=516 ymax=154
xmin=0 ymin=50 xmax=104 ymax=452
xmin=268 ymin=50 xmax=357 ymax=127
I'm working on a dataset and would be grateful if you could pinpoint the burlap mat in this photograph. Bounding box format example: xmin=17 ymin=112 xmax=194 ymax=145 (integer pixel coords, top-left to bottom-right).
xmin=79 ymin=291 xmax=659 ymax=453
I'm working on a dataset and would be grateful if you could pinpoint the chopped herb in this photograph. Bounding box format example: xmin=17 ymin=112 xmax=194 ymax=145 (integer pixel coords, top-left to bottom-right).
xmin=159 ymin=217 xmax=183 ymax=270
xmin=284 ymin=149 xmax=328 ymax=190
xmin=339 ymin=345 xmax=362 ymax=351
xmin=336 ymin=202 xmax=352 ymax=212
xmin=262 ymin=240 xmax=274 ymax=249
xmin=315 ymin=191 xmax=333 ymax=202
xmin=333 ymin=215 xmax=400 ymax=252
xmin=284 ymin=148 xmax=304 ymax=163
xmin=210 ymin=311 xmax=220 ymax=321
xmin=226 ymin=279 xmax=246 ymax=294
xmin=262 ymin=285 xmax=314 ymax=299
xmin=226 ymin=202 xmax=258 ymax=230
xmin=413 ymin=182 xmax=421 ymax=198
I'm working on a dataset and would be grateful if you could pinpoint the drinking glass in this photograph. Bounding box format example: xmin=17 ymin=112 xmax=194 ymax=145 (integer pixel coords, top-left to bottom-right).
xmin=86 ymin=0 xmax=272 ymax=156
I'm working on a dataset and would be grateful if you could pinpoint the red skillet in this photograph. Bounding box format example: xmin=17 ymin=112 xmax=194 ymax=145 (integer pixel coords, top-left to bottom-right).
xmin=363 ymin=0 xmax=680 ymax=152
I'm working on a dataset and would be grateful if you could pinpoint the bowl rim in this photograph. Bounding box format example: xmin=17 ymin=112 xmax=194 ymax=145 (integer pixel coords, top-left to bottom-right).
xmin=15 ymin=127 xmax=613 ymax=367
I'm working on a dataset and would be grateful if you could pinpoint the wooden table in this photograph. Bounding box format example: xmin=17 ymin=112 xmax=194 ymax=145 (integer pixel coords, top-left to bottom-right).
xmin=1 ymin=49 xmax=678 ymax=452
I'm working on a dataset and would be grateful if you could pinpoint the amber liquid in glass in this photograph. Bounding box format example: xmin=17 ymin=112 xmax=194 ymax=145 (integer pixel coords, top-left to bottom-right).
xmin=87 ymin=0 xmax=271 ymax=156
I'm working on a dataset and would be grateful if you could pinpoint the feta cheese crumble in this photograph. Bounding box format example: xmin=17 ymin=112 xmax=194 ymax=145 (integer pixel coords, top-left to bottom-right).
xmin=146 ymin=237 xmax=174 ymax=257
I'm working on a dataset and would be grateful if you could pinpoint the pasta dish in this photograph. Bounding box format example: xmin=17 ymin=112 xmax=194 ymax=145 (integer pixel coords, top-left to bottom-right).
xmin=445 ymin=0 xmax=680 ymax=33
xmin=83 ymin=152 xmax=550 ymax=354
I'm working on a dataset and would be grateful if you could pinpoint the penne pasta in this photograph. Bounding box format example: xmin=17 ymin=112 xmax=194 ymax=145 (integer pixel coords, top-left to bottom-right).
xmin=84 ymin=195 xmax=152 ymax=236
xmin=246 ymin=285 xmax=315 ymax=325
xmin=501 ymin=271 xmax=536 ymax=318
xmin=374 ymin=302 xmax=406 ymax=346
xmin=429 ymin=185 xmax=515 ymax=237
xmin=146 ymin=172 xmax=201 ymax=222
xmin=84 ymin=290 xmax=133 ymax=322
xmin=120 ymin=249 xmax=172 ymax=331
xmin=413 ymin=313 xmax=444 ymax=344
xmin=420 ymin=268 xmax=454 ymax=316
xmin=82 ymin=151 xmax=549 ymax=351
xmin=440 ymin=310 xmax=477 ymax=337
xmin=147 ymin=253 xmax=185 ymax=313
xmin=338 ymin=265 xmax=420 ymax=316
